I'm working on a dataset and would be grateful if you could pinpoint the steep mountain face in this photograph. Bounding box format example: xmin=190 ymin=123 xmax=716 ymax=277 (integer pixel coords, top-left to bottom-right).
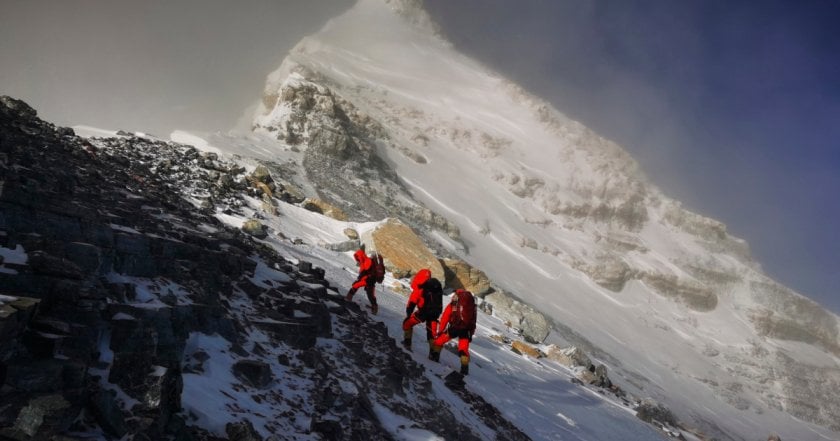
xmin=249 ymin=0 xmax=840 ymax=439
xmin=0 ymin=97 xmax=537 ymax=440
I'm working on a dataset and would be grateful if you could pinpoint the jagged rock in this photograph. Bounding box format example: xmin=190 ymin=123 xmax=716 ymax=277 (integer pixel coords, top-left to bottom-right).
xmin=232 ymin=360 xmax=273 ymax=389
xmin=482 ymin=290 xmax=550 ymax=343
xmin=273 ymin=177 xmax=306 ymax=204
xmin=520 ymin=310 xmax=550 ymax=343
xmin=546 ymin=345 xmax=593 ymax=370
xmin=343 ymin=228 xmax=359 ymax=240
xmin=249 ymin=165 xmax=273 ymax=183
xmin=511 ymin=341 xmax=542 ymax=358
xmin=10 ymin=394 xmax=76 ymax=439
xmin=0 ymin=297 xmax=40 ymax=349
xmin=641 ymin=272 xmax=717 ymax=312
xmin=576 ymin=368 xmax=597 ymax=385
xmin=440 ymin=258 xmax=492 ymax=296
xmin=302 ymin=198 xmax=348 ymax=221
xmin=0 ymin=96 xmax=37 ymax=118
xmin=767 ymin=435 xmax=782 ymax=441
xmin=365 ymin=218 xmax=444 ymax=281
xmin=253 ymin=318 xmax=318 ymax=349
xmin=28 ymin=251 xmax=83 ymax=280
xmin=635 ymin=398 xmax=678 ymax=427
xmin=321 ymin=239 xmax=360 ymax=253
xmin=90 ymin=389 xmax=128 ymax=438
xmin=4 ymin=360 xmax=68 ymax=393
xmin=593 ymin=364 xmax=612 ymax=387
xmin=63 ymin=242 xmax=102 ymax=274
xmin=226 ymin=420 xmax=263 ymax=441
xmin=242 ymin=219 xmax=267 ymax=238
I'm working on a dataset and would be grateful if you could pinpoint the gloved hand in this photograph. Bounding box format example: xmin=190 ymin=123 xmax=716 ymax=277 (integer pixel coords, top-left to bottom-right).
xmin=405 ymin=303 xmax=416 ymax=318
xmin=468 ymin=332 xmax=473 ymax=342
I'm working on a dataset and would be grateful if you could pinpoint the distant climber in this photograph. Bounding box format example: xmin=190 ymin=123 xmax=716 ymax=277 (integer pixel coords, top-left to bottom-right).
xmin=402 ymin=269 xmax=444 ymax=358
xmin=345 ymin=248 xmax=378 ymax=314
xmin=430 ymin=289 xmax=477 ymax=375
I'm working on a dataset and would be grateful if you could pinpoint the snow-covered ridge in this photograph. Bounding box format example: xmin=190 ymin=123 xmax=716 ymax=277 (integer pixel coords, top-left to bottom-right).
xmin=242 ymin=0 xmax=840 ymax=439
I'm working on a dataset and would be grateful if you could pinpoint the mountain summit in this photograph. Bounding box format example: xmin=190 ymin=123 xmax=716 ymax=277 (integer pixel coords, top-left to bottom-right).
xmin=250 ymin=0 xmax=840 ymax=439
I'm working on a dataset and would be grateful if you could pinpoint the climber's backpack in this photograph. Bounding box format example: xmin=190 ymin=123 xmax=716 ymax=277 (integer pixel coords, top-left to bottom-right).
xmin=370 ymin=252 xmax=386 ymax=284
xmin=420 ymin=278 xmax=444 ymax=320
xmin=449 ymin=289 xmax=476 ymax=330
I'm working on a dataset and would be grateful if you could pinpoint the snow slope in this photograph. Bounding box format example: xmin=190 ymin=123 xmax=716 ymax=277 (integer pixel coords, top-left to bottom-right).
xmin=171 ymin=0 xmax=840 ymax=439
xmin=203 ymin=181 xmax=668 ymax=441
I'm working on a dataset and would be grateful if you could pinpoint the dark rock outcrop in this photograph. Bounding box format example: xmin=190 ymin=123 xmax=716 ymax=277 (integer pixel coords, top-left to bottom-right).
xmin=0 ymin=96 xmax=529 ymax=440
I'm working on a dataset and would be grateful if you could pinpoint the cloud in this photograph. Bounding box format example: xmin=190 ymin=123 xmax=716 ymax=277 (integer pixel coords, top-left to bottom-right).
xmin=0 ymin=0 xmax=354 ymax=135
xmin=425 ymin=0 xmax=840 ymax=312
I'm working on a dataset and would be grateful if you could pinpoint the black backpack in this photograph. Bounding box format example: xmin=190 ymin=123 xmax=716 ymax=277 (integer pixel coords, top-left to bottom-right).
xmin=370 ymin=252 xmax=386 ymax=284
xmin=420 ymin=278 xmax=443 ymax=320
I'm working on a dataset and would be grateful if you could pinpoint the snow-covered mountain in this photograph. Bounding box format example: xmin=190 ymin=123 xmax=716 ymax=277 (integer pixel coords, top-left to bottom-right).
xmin=234 ymin=0 xmax=840 ymax=439
xmin=1 ymin=94 xmax=671 ymax=441
xmin=3 ymin=0 xmax=839 ymax=440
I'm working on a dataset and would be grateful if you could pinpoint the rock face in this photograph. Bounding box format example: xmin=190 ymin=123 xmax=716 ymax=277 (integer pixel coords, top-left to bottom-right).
xmin=482 ymin=290 xmax=551 ymax=343
xmin=365 ymin=218 xmax=445 ymax=281
xmin=253 ymin=64 xmax=462 ymax=251
xmin=440 ymin=258 xmax=492 ymax=296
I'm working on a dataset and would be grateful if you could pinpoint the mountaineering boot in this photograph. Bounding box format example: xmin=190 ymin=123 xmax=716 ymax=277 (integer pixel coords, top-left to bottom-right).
xmin=428 ymin=345 xmax=441 ymax=362
xmin=402 ymin=329 xmax=412 ymax=348
xmin=344 ymin=290 xmax=354 ymax=302
xmin=370 ymin=302 xmax=378 ymax=315
xmin=460 ymin=355 xmax=470 ymax=376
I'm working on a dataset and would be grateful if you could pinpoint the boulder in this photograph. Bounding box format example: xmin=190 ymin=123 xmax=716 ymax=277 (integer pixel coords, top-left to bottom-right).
xmin=301 ymin=198 xmax=348 ymax=221
xmin=11 ymin=394 xmax=77 ymax=439
xmin=440 ymin=258 xmax=492 ymax=296
xmin=520 ymin=309 xmax=551 ymax=343
xmin=511 ymin=341 xmax=542 ymax=358
xmin=343 ymin=228 xmax=359 ymax=240
xmin=365 ymin=218 xmax=444 ymax=281
xmin=226 ymin=419 xmax=263 ymax=441
xmin=232 ymin=360 xmax=273 ymax=389
xmin=275 ymin=178 xmax=306 ymax=204
xmin=482 ymin=290 xmax=550 ymax=343
xmin=546 ymin=346 xmax=593 ymax=370
xmin=576 ymin=368 xmax=597 ymax=385
xmin=242 ymin=219 xmax=267 ymax=239
xmin=635 ymin=398 xmax=677 ymax=426
xmin=249 ymin=165 xmax=273 ymax=184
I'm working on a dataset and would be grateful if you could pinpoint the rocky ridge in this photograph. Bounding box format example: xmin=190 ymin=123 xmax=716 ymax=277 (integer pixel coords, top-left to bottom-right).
xmin=0 ymin=96 xmax=530 ymax=440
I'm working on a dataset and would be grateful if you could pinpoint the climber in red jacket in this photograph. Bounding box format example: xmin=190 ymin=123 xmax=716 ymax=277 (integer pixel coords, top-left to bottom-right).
xmin=345 ymin=248 xmax=378 ymax=314
xmin=402 ymin=269 xmax=444 ymax=358
xmin=429 ymin=289 xmax=477 ymax=375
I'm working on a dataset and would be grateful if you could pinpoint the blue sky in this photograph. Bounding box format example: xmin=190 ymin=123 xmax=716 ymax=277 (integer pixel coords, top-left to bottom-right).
xmin=426 ymin=0 xmax=840 ymax=313
xmin=1 ymin=0 xmax=837 ymax=313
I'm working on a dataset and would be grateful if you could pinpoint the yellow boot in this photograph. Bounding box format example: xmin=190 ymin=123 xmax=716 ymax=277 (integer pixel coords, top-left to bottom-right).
xmin=459 ymin=355 xmax=470 ymax=375
xmin=402 ymin=328 xmax=412 ymax=348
